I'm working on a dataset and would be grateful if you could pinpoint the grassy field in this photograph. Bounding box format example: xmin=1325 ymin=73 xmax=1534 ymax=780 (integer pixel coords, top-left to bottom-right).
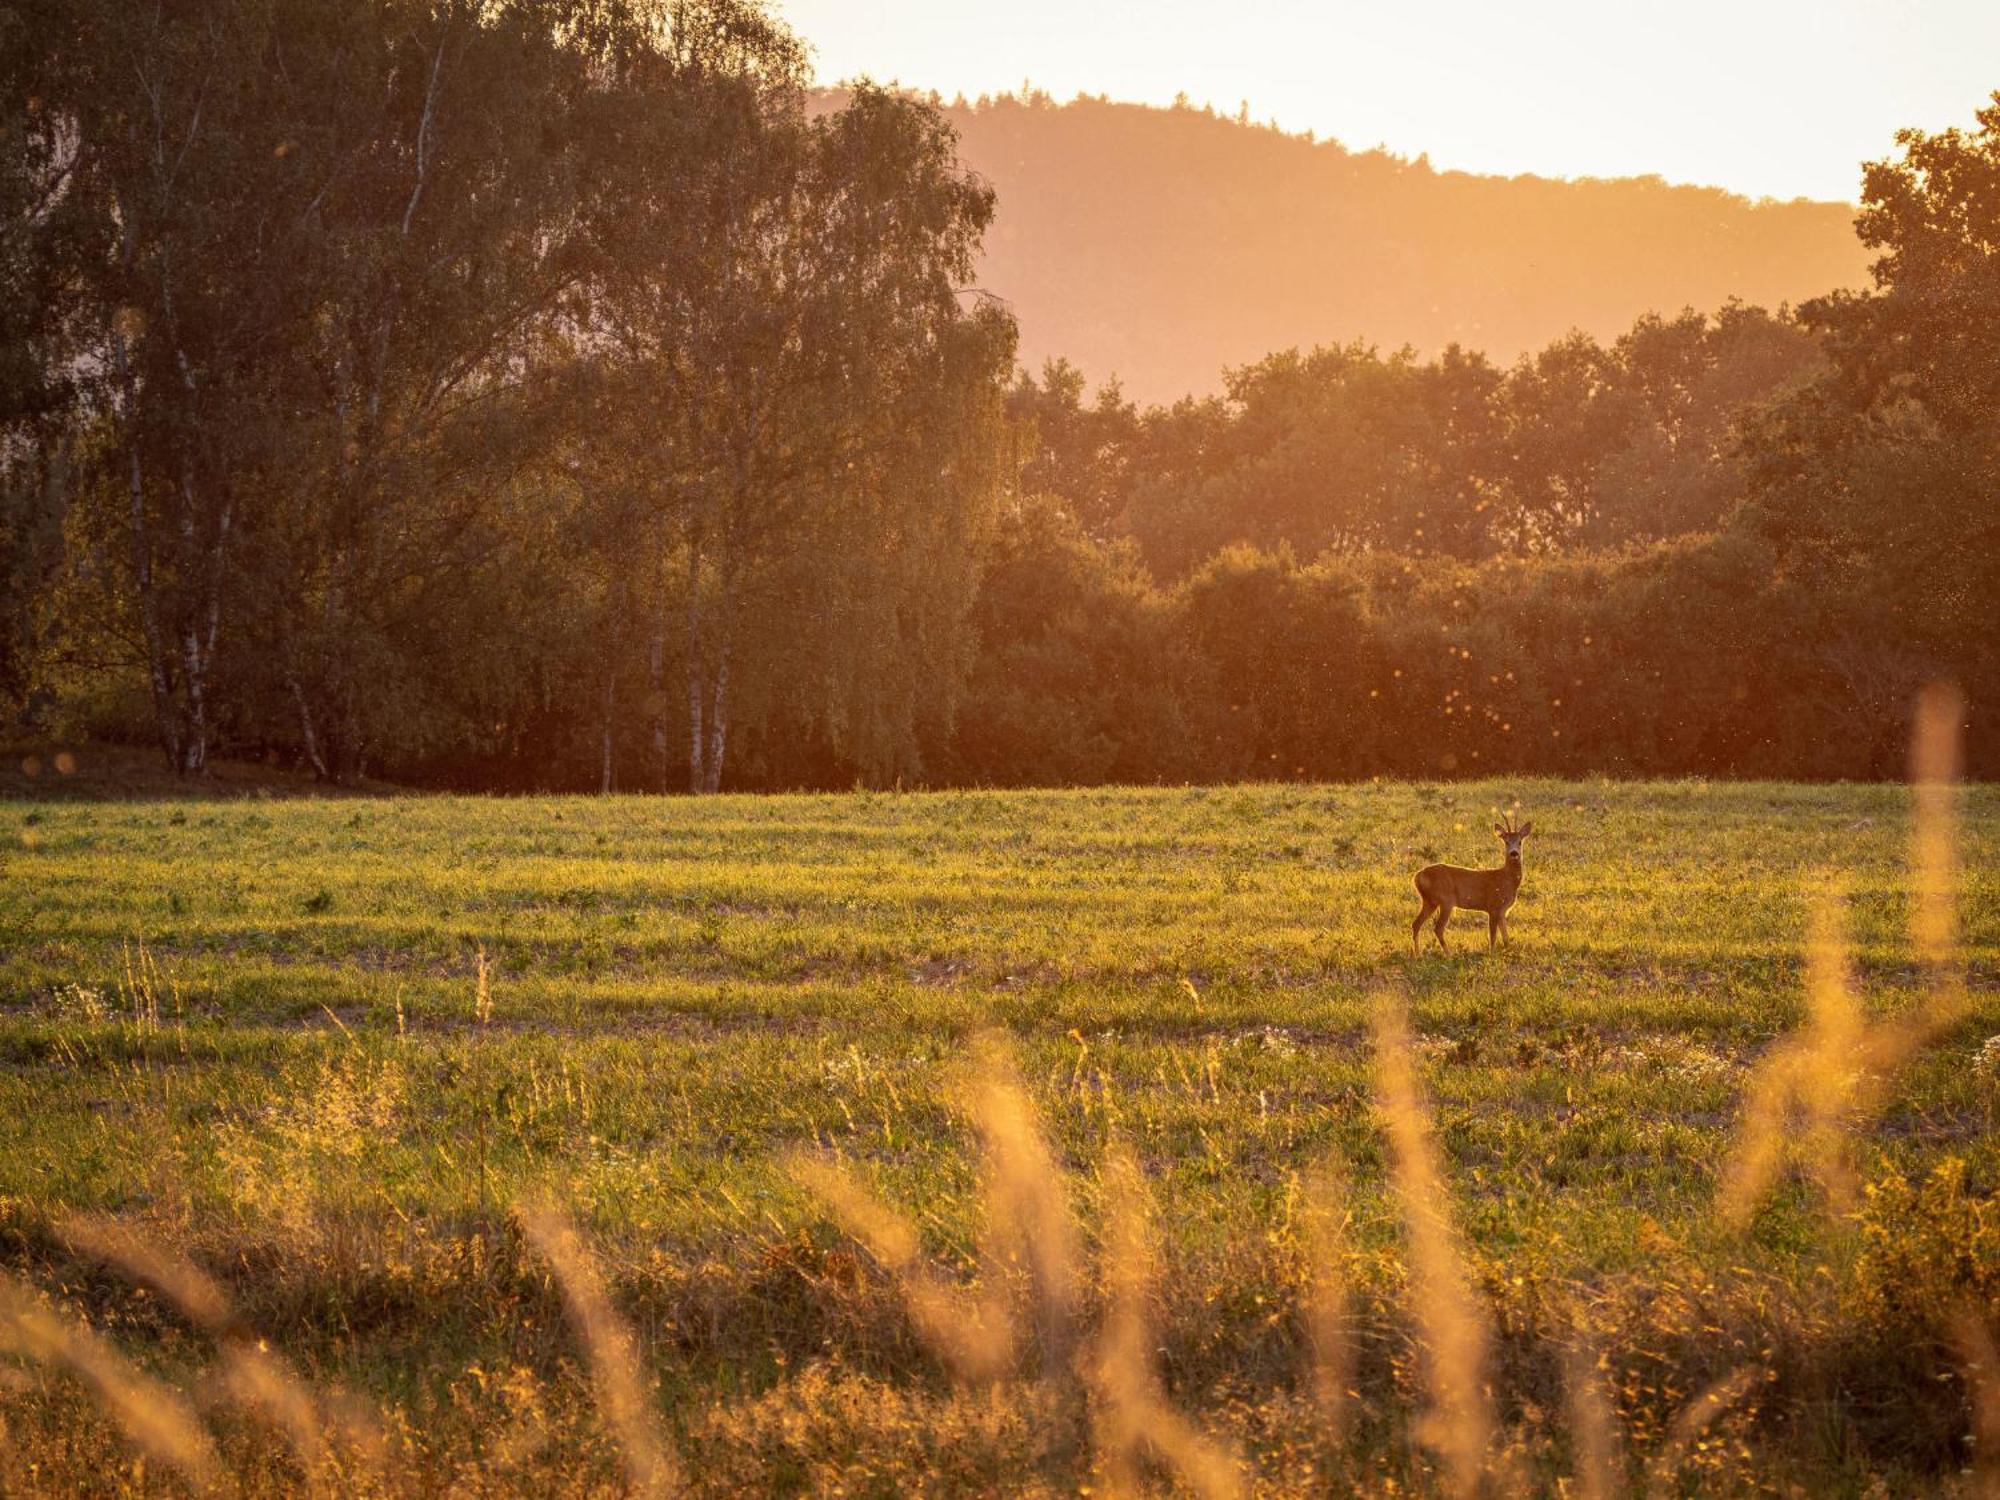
xmin=0 ymin=773 xmax=1996 ymax=1495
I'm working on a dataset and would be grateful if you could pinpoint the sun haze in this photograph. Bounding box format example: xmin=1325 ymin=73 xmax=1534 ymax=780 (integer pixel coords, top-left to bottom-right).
xmin=779 ymin=0 xmax=2000 ymax=203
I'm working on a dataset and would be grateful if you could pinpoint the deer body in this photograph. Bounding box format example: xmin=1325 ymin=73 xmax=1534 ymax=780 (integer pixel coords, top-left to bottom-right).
xmin=1411 ymin=817 xmax=1532 ymax=952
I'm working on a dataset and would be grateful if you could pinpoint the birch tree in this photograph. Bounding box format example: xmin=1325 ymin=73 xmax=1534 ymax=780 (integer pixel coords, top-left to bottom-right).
xmin=0 ymin=0 xmax=91 ymax=706
xmin=47 ymin=0 xmax=338 ymax=773
xmin=559 ymin=0 xmax=807 ymax=793
xmin=260 ymin=0 xmax=602 ymax=783
xmin=589 ymin=79 xmax=1012 ymax=791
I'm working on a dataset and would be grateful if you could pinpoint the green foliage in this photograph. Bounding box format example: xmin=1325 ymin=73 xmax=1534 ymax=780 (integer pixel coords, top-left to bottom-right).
xmin=1092 ymin=307 xmax=1820 ymax=578
xmin=0 ymin=0 xmax=1015 ymax=794
xmin=946 ymin=498 xmax=1192 ymax=785
xmin=1728 ymin=98 xmax=2000 ymax=781
xmin=2 ymin=20 xmax=1995 ymax=791
xmin=942 ymin=527 xmax=1903 ymax=786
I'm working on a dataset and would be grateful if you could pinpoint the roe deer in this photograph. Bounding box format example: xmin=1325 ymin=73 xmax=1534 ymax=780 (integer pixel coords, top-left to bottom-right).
xmin=1411 ymin=814 xmax=1532 ymax=953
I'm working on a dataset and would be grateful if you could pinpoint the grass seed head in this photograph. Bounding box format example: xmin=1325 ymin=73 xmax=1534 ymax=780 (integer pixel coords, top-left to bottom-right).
xmin=1090 ymin=1144 xmax=1246 ymax=1500
xmin=519 ymin=1200 xmax=680 ymax=1498
xmin=0 ymin=1273 xmax=219 ymax=1486
xmin=1563 ymin=1340 xmax=1623 ymax=1500
xmin=1371 ymin=990 xmax=1501 ymax=1499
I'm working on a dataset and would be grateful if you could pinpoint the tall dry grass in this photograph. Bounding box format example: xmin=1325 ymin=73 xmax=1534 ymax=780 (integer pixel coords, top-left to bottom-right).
xmin=1089 ymin=1145 xmax=1246 ymax=1499
xmin=1299 ymin=1162 xmax=1354 ymax=1444
xmin=0 ymin=1271 xmax=219 ymax=1486
xmin=966 ymin=1035 xmax=1082 ymax=1378
xmin=519 ymin=1201 xmax=681 ymax=1498
xmin=58 ymin=1212 xmax=345 ymax=1486
xmin=1953 ymin=1300 xmax=2000 ymax=1500
xmin=1371 ymin=991 xmax=1504 ymax=1498
xmin=1719 ymin=680 xmax=1970 ymax=1226
xmin=1715 ymin=888 xmax=1864 ymax=1223
xmin=792 ymin=1034 xmax=1248 ymax=1494
xmin=1562 ymin=1341 xmax=1623 ymax=1500
xmin=788 ymin=1152 xmax=1021 ymax=1385
xmin=784 ymin=1037 xmax=1078 ymax=1385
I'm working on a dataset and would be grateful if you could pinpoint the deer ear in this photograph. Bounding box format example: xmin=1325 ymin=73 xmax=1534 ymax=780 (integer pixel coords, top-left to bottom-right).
xmin=1519 ymin=821 xmax=1534 ymax=836
xmin=1493 ymin=824 xmax=1505 ymax=836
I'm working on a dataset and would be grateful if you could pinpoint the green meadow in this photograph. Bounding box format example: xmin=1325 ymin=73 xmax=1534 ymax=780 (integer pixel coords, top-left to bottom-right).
xmin=0 ymin=778 xmax=1996 ymax=1495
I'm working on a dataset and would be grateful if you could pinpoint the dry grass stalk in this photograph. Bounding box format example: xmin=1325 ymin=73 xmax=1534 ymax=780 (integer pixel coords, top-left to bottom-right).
xmin=1952 ymin=1303 xmax=2000 ymax=1500
xmin=1300 ymin=1165 xmax=1354 ymax=1443
xmin=1796 ymin=894 xmax=1865 ymax=1212
xmin=1371 ymin=992 xmax=1501 ymax=1499
xmin=796 ymin=1040 xmax=1238 ymax=1492
xmin=1860 ymin=680 xmax=1974 ymax=1079
xmin=58 ymin=1212 xmax=343 ymax=1484
xmin=475 ymin=943 xmax=494 ymax=1027
xmin=519 ymin=1202 xmax=680 ymax=1498
xmin=791 ymin=1034 xmax=1080 ymax=1386
xmin=1720 ymin=683 xmax=1968 ymax=1226
xmin=1717 ymin=888 xmax=1863 ymax=1224
xmin=1644 ymin=1366 xmax=1758 ymax=1499
xmin=788 ymin=1154 xmax=1019 ymax=1384
xmin=0 ymin=1272 xmax=218 ymax=1485
xmin=1090 ymin=1146 xmax=1246 ymax=1500
xmin=120 ymin=937 xmax=182 ymax=1035
xmin=1847 ymin=681 xmax=1974 ymax=1088
xmin=965 ymin=1033 xmax=1081 ymax=1375
xmin=1562 ymin=1340 xmax=1623 ymax=1500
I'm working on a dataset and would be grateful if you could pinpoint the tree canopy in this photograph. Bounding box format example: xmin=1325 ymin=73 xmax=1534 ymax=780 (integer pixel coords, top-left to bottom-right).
xmin=1 ymin=12 xmax=1990 ymax=787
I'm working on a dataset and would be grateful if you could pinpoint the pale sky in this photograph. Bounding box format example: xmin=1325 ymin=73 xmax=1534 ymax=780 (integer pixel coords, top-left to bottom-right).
xmin=775 ymin=0 xmax=2000 ymax=203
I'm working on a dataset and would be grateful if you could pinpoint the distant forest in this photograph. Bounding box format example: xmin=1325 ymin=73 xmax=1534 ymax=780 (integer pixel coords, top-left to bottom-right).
xmin=1 ymin=1 xmax=1994 ymax=790
xmin=927 ymin=90 xmax=1870 ymax=403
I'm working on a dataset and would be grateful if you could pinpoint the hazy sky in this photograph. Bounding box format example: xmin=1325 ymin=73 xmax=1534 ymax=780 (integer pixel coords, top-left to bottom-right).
xmin=775 ymin=0 xmax=1999 ymax=203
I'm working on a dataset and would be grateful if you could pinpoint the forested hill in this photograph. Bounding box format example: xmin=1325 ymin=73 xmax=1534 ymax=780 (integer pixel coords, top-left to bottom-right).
xmin=914 ymin=92 xmax=1870 ymax=401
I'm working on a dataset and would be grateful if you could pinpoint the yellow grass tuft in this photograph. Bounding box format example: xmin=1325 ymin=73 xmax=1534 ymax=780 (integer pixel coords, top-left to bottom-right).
xmin=0 ymin=1271 xmax=219 ymax=1485
xmin=1372 ymin=990 xmax=1503 ymax=1499
xmin=1563 ymin=1340 xmax=1623 ymax=1500
xmin=1720 ymin=682 xmax=1970 ymax=1227
xmin=1090 ymin=1145 xmax=1246 ymax=1500
xmin=518 ymin=1201 xmax=680 ymax=1498
xmin=57 ymin=1212 xmax=352 ymax=1485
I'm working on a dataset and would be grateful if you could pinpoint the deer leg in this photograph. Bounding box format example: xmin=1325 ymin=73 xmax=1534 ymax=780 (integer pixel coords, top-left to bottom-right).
xmin=1488 ymin=912 xmax=1500 ymax=950
xmin=1412 ymin=896 xmax=1436 ymax=953
xmin=1433 ymin=905 xmax=1452 ymax=950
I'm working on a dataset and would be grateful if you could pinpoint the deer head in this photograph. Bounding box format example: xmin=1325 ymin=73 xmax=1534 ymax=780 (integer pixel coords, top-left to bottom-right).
xmin=1494 ymin=813 xmax=1533 ymax=862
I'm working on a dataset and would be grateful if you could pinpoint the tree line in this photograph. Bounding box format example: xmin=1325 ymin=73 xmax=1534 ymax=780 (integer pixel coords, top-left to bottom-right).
xmin=2 ymin=3 xmax=1993 ymax=787
xmin=1 ymin=0 xmax=1012 ymax=791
